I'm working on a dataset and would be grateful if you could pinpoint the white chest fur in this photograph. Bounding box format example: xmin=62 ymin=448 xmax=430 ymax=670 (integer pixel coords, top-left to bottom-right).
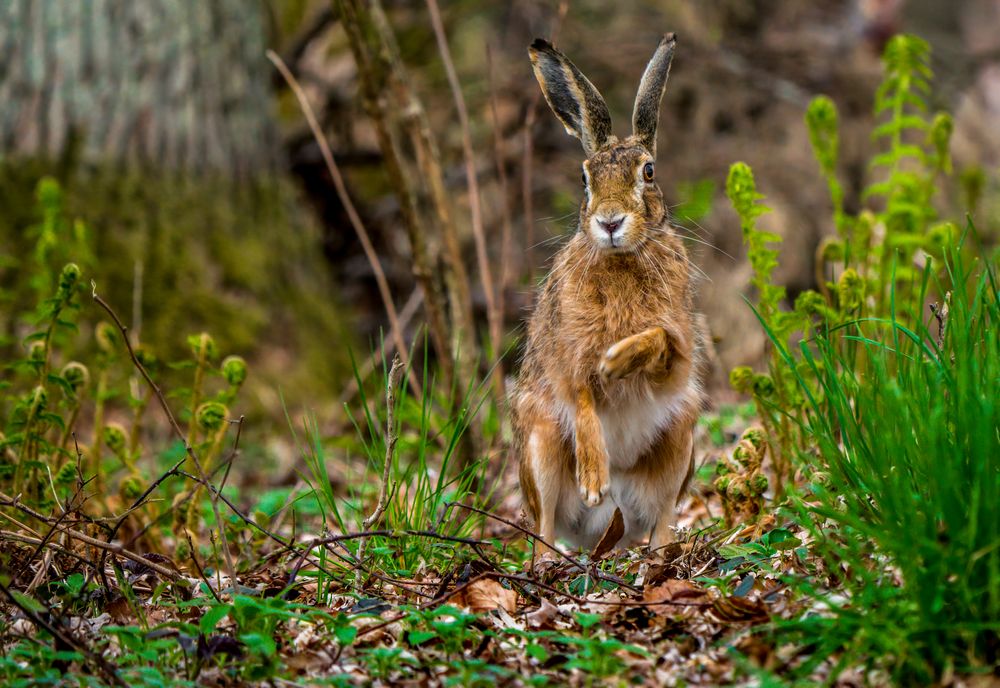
xmin=553 ymin=383 xmax=688 ymax=468
xmin=598 ymin=386 xmax=689 ymax=469
xmin=548 ymin=382 xmax=696 ymax=549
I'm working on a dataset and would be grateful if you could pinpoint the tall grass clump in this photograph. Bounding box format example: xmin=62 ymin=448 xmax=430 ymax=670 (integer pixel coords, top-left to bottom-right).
xmin=726 ymin=33 xmax=1000 ymax=682
xmin=295 ymin=345 xmax=498 ymax=591
xmin=779 ymin=242 xmax=999 ymax=683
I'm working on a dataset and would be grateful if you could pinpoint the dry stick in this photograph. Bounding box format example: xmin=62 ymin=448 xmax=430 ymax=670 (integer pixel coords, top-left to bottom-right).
xmin=445 ymin=500 xmax=641 ymax=594
xmin=522 ymin=0 xmax=569 ymax=278
xmin=90 ymin=286 xmax=237 ymax=587
xmin=266 ymin=49 xmax=421 ymax=400
xmin=170 ymin=468 xmax=342 ymax=583
xmin=486 ymin=43 xmax=515 ymax=347
xmin=338 ymin=287 xmax=423 ymax=407
xmin=121 ymin=416 xmax=249 ymax=552
xmin=334 ymin=0 xmax=457 ymax=390
xmin=0 ymin=580 xmax=128 ymax=687
xmin=355 ymin=355 xmax=404 ymax=584
xmin=0 ymin=495 xmax=183 ymax=582
xmin=216 ymin=416 xmax=245 ymax=497
xmin=96 ymin=457 xmax=186 ymax=590
xmin=286 ymin=528 xmax=491 ymax=591
xmin=19 ymin=475 xmax=91 ymax=581
xmin=425 ymin=0 xmax=500 ymax=391
xmin=1 ymin=530 xmax=98 ymax=571
xmin=444 ymin=501 xmax=587 ymax=573
xmin=185 ymin=531 xmax=223 ymax=605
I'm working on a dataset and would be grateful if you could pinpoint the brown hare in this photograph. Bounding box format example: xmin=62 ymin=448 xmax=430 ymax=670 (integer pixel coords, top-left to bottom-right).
xmin=513 ymin=34 xmax=704 ymax=556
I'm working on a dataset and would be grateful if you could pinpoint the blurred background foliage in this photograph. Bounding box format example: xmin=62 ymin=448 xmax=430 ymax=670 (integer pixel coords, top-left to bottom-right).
xmin=1 ymin=0 xmax=998 ymax=418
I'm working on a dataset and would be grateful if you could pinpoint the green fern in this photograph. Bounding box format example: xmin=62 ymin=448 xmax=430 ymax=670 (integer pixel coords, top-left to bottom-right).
xmin=726 ymin=34 xmax=970 ymax=492
xmin=804 ymin=34 xmax=956 ymax=318
xmin=726 ymin=163 xmax=784 ymax=324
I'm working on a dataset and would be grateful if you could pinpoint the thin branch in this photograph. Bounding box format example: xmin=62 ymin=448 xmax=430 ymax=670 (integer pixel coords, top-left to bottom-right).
xmin=0 ymin=495 xmax=183 ymax=582
xmin=266 ymin=49 xmax=421 ymax=400
xmin=0 ymin=580 xmax=128 ymax=687
xmin=356 ymin=355 xmax=404 ymax=583
xmin=1 ymin=529 xmax=98 ymax=571
xmin=522 ymin=1 xmax=569 ymax=277
xmin=337 ymin=287 xmax=423 ymax=406
xmin=364 ymin=355 xmax=404 ymax=530
xmin=444 ymin=501 xmax=586 ymax=573
xmin=486 ymin=42 xmax=515 ymax=370
xmin=90 ymin=285 xmax=236 ymax=587
xmin=337 ymin=0 xmax=477 ymax=396
xmin=425 ymin=0 xmax=499 ymax=375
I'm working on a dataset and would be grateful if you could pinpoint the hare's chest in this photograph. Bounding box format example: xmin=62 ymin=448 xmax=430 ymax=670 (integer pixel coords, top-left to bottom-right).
xmin=598 ymin=388 xmax=685 ymax=469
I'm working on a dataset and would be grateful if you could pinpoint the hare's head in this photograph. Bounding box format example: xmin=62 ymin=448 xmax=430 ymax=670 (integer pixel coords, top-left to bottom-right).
xmin=529 ymin=35 xmax=676 ymax=253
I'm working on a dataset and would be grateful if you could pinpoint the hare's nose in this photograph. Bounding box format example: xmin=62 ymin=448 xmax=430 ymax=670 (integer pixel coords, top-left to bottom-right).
xmin=598 ymin=216 xmax=624 ymax=234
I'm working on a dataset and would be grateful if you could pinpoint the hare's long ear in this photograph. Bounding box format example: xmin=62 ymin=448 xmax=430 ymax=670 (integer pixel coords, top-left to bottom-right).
xmin=528 ymin=38 xmax=612 ymax=156
xmin=631 ymin=33 xmax=676 ymax=158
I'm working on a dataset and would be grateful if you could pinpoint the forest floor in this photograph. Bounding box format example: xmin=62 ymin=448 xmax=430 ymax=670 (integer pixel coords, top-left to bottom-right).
xmin=0 ymin=396 xmax=863 ymax=687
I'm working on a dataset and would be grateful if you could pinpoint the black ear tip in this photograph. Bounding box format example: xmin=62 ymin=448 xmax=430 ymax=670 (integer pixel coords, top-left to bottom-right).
xmin=663 ymin=32 xmax=677 ymax=45
xmin=530 ymin=37 xmax=554 ymax=52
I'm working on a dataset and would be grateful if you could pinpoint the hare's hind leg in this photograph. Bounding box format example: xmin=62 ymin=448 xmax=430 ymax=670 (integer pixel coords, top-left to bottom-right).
xmin=519 ymin=415 xmax=571 ymax=559
xmin=645 ymin=423 xmax=696 ymax=554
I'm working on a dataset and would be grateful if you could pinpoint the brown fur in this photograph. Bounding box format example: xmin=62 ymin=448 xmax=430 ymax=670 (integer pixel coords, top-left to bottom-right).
xmin=514 ymin=36 xmax=704 ymax=555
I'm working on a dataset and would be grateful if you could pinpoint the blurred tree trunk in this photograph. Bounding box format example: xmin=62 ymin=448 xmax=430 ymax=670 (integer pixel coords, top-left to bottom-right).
xmin=0 ymin=0 xmax=278 ymax=177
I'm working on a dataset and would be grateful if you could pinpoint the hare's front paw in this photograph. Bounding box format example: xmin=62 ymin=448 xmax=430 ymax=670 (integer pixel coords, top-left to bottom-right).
xmin=576 ymin=446 xmax=610 ymax=507
xmin=600 ymin=332 xmax=654 ymax=380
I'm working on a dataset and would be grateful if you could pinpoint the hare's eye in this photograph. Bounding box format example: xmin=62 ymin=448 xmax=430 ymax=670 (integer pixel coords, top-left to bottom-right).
xmin=642 ymin=162 xmax=655 ymax=182
xmin=581 ymin=170 xmax=587 ymax=187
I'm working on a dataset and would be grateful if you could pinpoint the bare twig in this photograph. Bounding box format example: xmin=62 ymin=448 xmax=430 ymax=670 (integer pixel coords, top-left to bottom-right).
xmin=217 ymin=416 xmax=245 ymax=498
xmin=335 ymin=0 xmax=459 ymax=389
xmin=267 ymin=49 xmax=421 ymax=399
xmin=0 ymin=580 xmax=128 ymax=687
xmin=365 ymin=356 xmax=404 ymax=530
xmin=486 ymin=42 xmax=515 ymax=363
xmin=0 ymin=494 xmax=183 ymax=582
xmin=337 ymin=288 xmax=423 ymax=406
xmin=90 ymin=285 xmax=237 ymax=587
xmin=0 ymin=529 xmax=98 ymax=570
xmin=930 ymin=292 xmax=951 ymax=350
xmin=444 ymin=501 xmax=587 ymax=573
xmin=522 ymin=1 xmax=569 ymax=277
xmin=356 ymin=355 xmax=404 ymax=582
xmin=96 ymin=457 xmax=186 ymax=590
xmin=185 ymin=531 xmax=223 ymax=605
xmin=425 ymin=0 xmax=499 ymax=380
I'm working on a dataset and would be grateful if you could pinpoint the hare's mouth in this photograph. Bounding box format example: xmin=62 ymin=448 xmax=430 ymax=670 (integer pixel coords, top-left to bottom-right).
xmin=589 ymin=213 xmax=638 ymax=252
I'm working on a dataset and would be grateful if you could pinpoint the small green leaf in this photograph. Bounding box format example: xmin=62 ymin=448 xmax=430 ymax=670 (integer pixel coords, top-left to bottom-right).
xmin=575 ymin=612 xmax=602 ymax=630
xmin=406 ymin=630 xmax=437 ymax=646
xmin=200 ymin=604 xmax=232 ymax=635
xmin=239 ymin=631 xmax=276 ymax=658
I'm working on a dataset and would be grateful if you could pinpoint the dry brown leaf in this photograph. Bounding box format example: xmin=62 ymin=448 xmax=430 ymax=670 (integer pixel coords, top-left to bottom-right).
xmin=451 ymin=578 xmax=518 ymax=614
xmin=643 ymin=579 xmax=710 ymax=613
xmin=711 ymin=596 xmax=769 ymax=623
xmin=526 ymin=597 xmax=559 ymax=629
xmin=590 ymin=507 xmax=625 ymax=560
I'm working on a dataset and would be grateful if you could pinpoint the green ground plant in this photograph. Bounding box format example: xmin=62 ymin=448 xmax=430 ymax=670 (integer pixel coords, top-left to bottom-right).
xmin=2 ymin=27 xmax=998 ymax=688
xmin=726 ymin=34 xmax=1000 ymax=683
xmin=0 ymin=178 xmax=253 ymax=558
xmin=728 ymin=35 xmax=965 ymax=488
xmin=781 ymin=239 xmax=999 ymax=683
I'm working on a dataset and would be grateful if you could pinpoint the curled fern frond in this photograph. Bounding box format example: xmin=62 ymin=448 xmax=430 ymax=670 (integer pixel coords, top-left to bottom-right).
xmin=726 ymin=163 xmax=785 ymax=323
